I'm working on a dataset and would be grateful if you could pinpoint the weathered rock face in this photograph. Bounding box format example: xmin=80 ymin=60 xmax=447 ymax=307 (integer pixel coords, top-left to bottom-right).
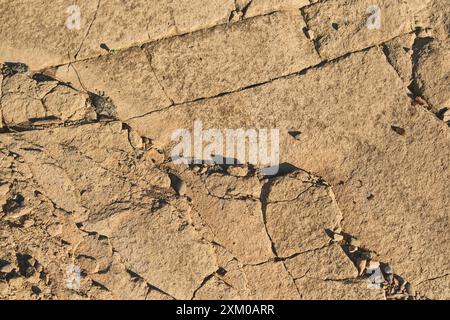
xmin=0 ymin=70 xmax=96 ymax=126
xmin=1 ymin=0 xmax=449 ymax=300
xmin=145 ymin=11 xmax=320 ymax=103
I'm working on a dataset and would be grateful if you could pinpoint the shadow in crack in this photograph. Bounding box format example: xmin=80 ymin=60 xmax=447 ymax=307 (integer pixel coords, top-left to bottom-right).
xmin=408 ymin=36 xmax=434 ymax=97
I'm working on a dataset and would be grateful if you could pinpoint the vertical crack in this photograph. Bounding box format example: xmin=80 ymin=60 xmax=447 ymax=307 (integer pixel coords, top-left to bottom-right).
xmin=74 ymin=0 xmax=102 ymax=60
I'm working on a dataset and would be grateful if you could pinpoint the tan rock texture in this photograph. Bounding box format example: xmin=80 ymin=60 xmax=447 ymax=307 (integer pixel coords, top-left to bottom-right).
xmin=1 ymin=0 xmax=449 ymax=300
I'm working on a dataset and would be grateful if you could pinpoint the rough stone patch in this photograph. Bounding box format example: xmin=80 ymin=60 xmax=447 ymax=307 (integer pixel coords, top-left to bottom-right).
xmin=244 ymin=0 xmax=310 ymax=18
xmin=146 ymin=11 xmax=320 ymax=103
xmin=415 ymin=0 xmax=450 ymax=44
xmin=1 ymin=122 xmax=171 ymax=223
xmin=383 ymin=33 xmax=415 ymax=85
xmin=89 ymin=254 xmax=152 ymax=300
xmin=302 ymin=0 xmax=415 ymax=60
xmin=415 ymin=275 xmax=450 ymax=300
xmin=284 ymin=244 xmax=358 ymax=280
xmin=76 ymin=0 xmax=235 ymax=61
xmin=0 ymin=0 xmax=99 ymax=70
xmin=295 ymin=277 xmax=385 ymax=300
xmin=265 ymin=178 xmax=340 ymax=257
xmin=0 ymin=71 xmax=95 ymax=126
xmin=186 ymin=171 xmax=273 ymax=265
xmin=263 ymin=170 xmax=313 ymax=203
xmin=242 ymin=262 xmax=300 ymax=299
xmin=194 ymin=193 xmax=274 ymax=265
xmin=1 ymin=0 xmax=449 ymax=300
xmin=413 ymin=41 xmax=450 ymax=110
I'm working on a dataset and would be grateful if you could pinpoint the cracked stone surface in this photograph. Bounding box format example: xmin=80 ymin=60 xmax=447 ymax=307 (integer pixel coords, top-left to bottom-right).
xmin=302 ymin=0 xmax=417 ymax=60
xmin=53 ymin=47 xmax=172 ymax=120
xmin=1 ymin=0 xmax=449 ymax=300
xmin=145 ymin=11 xmax=320 ymax=103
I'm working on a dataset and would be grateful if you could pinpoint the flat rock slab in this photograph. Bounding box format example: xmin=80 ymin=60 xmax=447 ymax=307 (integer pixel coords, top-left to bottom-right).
xmin=146 ymin=11 xmax=320 ymax=103
xmin=97 ymin=205 xmax=217 ymax=300
xmin=1 ymin=71 xmax=95 ymax=126
xmin=0 ymin=0 xmax=235 ymax=70
xmin=302 ymin=0 xmax=416 ymax=60
xmin=285 ymin=244 xmax=358 ymax=280
xmin=1 ymin=0 xmax=449 ymax=300
xmin=264 ymin=177 xmax=341 ymax=257
xmin=0 ymin=122 xmax=171 ymax=222
xmin=130 ymin=48 xmax=450 ymax=296
xmin=54 ymin=47 xmax=172 ymax=119
xmin=295 ymin=277 xmax=386 ymax=300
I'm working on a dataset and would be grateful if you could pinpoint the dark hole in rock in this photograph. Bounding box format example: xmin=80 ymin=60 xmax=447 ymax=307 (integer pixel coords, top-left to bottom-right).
xmin=100 ymin=43 xmax=110 ymax=51
xmin=391 ymin=125 xmax=405 ymax=136
xmin=2 ymin=194 xmax=25 ymax=213
xmin=31 ymin=285 xmax=41 ymax=295
xmin=262 ymin=162 xmax=298 ymax=177
xmin=169 ymin=173 xmax=186 ymax=196
xmin=1 ymin=62 xmax=29 ymax=76
xmin=436 ymin=107 xmax=448 ymax=120
xmin=89 ymin=93 xmax=117 ymax=119
xmin=216 ymin=267 xmax=227 ymax=276
xmin=16 ymin=253 xmax=34 ymax=277
xmin=288 ymin=131 xmax=302 ymax=140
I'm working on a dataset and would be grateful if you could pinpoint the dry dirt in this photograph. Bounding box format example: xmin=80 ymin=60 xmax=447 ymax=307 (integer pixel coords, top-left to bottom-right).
xmin=0 ymin=0 xmax=449 ymax=300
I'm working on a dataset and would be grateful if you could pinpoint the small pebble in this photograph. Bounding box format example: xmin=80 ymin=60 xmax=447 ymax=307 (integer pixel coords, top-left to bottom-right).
xmin=170 ymin=175 xmax=187 ymax=196
xmin=303 ymin=27 xmax=314 ymax=40
xmin=391 ymin=125 xmax=406 ymax=136
xmin=348 ymin=245 xmax=358 ymax=253
xmin=367 ymin=260 xmax=380 ymax=269
xmin=227 ymin=166 xmax=248 ymax=177
xmin=333 ymin=233 xmax=344 ymax=242
xmin=23 ymin=219 xmax=35 ymax=228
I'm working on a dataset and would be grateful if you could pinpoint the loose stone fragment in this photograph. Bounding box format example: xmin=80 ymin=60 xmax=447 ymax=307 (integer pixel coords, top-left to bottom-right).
xmin=227 ymin=166 xmax=249 ymax=177
xmin=405 ymin=283 xmax=416 ymax=296
xmin=391 ymin=126 xmax=406 ymax=135
xmin=356 ymin=258 xmax=367 ymax=276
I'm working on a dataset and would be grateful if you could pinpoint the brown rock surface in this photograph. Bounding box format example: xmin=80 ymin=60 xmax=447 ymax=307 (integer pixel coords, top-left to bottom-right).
xmin=145 ymin=11 xmax=320 ymax=103
xmin=1 ymin=0 xmax=449 ymax=301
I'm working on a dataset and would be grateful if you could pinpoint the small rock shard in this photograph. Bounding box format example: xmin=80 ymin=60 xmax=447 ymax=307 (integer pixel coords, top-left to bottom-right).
xmin=391 ymin=125 xmax=406 ymax=136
